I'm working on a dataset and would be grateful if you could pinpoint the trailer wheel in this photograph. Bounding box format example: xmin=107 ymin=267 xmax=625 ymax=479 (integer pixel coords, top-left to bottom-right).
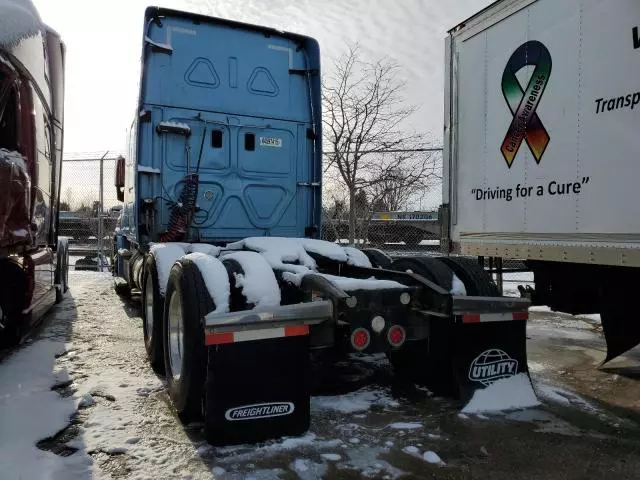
xmin=388 ymin=256 xmax=458 ymax=395
xmin=360 ymin=248 xmax=393 ymax=269
xmin=435 ymin=256 xmax=499 ymax=296
xmin=142 ymin=254 xmax=165 ymax=374
xmin=163 ymin=258 xmax=214 ymax=423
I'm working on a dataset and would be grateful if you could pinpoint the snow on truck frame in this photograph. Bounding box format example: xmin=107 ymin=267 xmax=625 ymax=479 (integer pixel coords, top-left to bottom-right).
xmin=111 ymin=7 xmax=531 ymax=446
xmin=0 ymin=0 xmax=69 ymax=346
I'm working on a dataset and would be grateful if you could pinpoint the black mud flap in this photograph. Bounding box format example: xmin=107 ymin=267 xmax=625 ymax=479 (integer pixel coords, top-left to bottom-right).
xmin=204 ymin=335 xmax=310 ymax=446
xmin=599 ymin=285 xmax=640 ymax=364
xmin=453 ymin=316 xmax=532 ymax=405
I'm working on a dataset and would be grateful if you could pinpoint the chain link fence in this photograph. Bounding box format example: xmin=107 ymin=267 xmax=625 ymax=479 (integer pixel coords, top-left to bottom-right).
xmin=60 ymin=153 xmax=122 ymax=271
xmin=319 ymin=209 xmax=532 ymax=297
xmin=58 ymin=152 xmax=532 ymax=292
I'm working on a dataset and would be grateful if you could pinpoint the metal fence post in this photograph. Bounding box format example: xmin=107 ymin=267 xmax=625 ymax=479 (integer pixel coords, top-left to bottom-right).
xmin=97 ymin=151 xmax=107 ymax=272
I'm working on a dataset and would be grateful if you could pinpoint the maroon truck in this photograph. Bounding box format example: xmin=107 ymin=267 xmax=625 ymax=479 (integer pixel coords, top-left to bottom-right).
xmin=0 ymin=1 xmax=68 ymax=346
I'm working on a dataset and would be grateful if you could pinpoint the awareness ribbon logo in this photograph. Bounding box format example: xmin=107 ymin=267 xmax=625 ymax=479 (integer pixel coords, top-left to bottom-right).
xmin=500 ymin=40 xmax=552 ymax=168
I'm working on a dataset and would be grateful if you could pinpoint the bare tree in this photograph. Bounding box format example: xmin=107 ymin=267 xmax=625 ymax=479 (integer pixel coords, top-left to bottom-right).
xmin=322 ymin=44 xmax=440 ymax=244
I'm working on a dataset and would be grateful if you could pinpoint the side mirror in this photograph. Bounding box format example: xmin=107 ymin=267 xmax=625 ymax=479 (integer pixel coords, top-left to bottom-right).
xmin=115 ymin=155 xmax=125 ymax=202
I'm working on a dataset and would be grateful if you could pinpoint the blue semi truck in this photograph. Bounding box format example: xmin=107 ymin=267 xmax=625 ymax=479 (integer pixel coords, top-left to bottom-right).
xmin=112 ymin=7 xmax=531 ymax=446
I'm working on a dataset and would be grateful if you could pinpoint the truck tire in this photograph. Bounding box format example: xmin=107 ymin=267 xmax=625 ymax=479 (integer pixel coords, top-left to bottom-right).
xmin=142 ymin=255 xmax=165 ymax=374
xmin=435 ymin=256 xmax=499 ymax=296
xmin=390 ymin=256 xmax=453 ymax=290
xmin=55 ymin=238 xmax=69 ymax=303
xmin=387 ymin=256 xmax=458 ymax=395
xmin=360 ymin=248 xmax=393 ymax=269
xmin=163 ymin=258 xmax=213 ymax=423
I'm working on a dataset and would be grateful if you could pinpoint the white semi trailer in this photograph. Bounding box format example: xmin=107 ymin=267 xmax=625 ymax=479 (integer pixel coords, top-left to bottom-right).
xmin=442 ymin=0 xmax=640 ymax=362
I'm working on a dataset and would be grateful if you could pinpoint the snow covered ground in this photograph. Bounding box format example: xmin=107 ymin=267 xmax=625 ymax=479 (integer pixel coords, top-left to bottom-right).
xmin=1 ymin=271 xmax=640 ymax=479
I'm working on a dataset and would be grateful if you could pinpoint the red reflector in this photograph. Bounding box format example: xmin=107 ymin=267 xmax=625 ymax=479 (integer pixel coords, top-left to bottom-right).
xmin=462 ymin=314 xmax=481 ymax=324
xmin=513 ymin=312 xmax=529 ymax=321
xmin=205 ymin=332 xmax=234 ymax=345
xmin=285 ymin=325 xmax=310 ymax=337
xmin=351 ymin=328 xmax=370 ymax=351
xmin=387 ymin=325 xmax=406 ymax=347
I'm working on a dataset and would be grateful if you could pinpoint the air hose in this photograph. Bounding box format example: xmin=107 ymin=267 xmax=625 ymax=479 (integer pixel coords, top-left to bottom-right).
xmin=159 ymin=121 xmax=207 ymax=242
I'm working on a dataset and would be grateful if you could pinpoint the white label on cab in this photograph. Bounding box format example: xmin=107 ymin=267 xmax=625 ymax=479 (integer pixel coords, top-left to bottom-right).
xmin=259 ymin=137 xmax=282 ymax=148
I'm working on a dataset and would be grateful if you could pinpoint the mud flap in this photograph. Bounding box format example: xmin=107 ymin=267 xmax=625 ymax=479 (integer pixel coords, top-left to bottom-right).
xmin=453 ymin=316 xmax=532 ymax=405
xmin=599 ymin=284 xmax=640 ymax=364
xmin=204 ymin=334 xmax=310 ymax=446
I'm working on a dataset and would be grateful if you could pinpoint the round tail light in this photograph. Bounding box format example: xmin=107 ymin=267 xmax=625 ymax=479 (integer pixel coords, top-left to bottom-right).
xmin=387 ymin=325 xmax=406 ymax=348
xmin=351 ymin=328 xmax=371 ymax=351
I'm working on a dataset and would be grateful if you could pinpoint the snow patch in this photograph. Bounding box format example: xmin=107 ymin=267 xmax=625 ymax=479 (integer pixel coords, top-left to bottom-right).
xmin=0 ymin=0 xmax=41 ymax=47
xmin=137 ymin=165 xmax=161 ymax=174
xmin=321 ymin=453 xmax=342 ymax=461
xmin=284 ymin=271 xmax=406 ymax=291
xmin=343 ymin=246 xmax=373 ymax=268
xmin=423 ymin=450 xmax=445 ymax=465
xmin=312 ymin=388 xmax=399 ymax=413
xmin=461 ymin=373 xmax=540 ymax=413
xmin=0 ymin=340 xmax=93 ymax=479
xmin=188 ymin=243 xmax=222 ymax=256
xmin=535 ymin=382 xmax=598 ymax=413
xmin=157 ymin=121 xmax=190 ymax=132
xmin=388 ymin=422 xmax=422 ymax=430
xmin=450 ymin=274 xmax=467 ymax=296
xmin=319 ymin=273 xmax=407 ymax=291
xmin=212 ymin=466 xmax=227 ymax=476
xmin=0 ymin=148 xmax=28 ymax=173
xmin=222 ymin=251 xmax=281 ymax=308
xmin=184 ymin=252 xmax=230 ymax=314
xmin=227 ymin=236 xmax=319 ymax=271
xmin=149 ymin=243 xmax=187 ymax=295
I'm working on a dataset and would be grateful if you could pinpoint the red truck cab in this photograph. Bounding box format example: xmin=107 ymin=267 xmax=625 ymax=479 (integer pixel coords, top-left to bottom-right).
xmin=0 ymin=0 xmax=68 ymax=346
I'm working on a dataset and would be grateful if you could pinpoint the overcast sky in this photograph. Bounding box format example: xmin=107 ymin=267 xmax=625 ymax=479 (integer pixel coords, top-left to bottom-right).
xmin=32 ymin=0 xmax=493 ymax=156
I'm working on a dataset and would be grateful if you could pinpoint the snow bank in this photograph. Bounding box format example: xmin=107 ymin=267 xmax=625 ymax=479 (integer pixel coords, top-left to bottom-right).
xmin=0 ymin=0 xmax=41 ymax=47
xmin=461 ymin=373 xmax=540 ymax=413
xmin=343 ymin=246 xmax=373 ymax=268
xmin=185 ymin=252 xmax=230 ymax=314
xmin=149 ymin=243 xmax=186 ymax=295
xmin=222 ymin=251 xmax=281 ymax=308
xmin=0 ymin=340 xmax=93 ymax=479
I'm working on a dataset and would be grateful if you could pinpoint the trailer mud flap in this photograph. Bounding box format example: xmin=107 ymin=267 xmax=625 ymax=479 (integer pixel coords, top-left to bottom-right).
xmin=453 ymin=314 xmax=532 ymax=404
xmin=204 ymin=334 xmax=310 ymax=446
xmin=599 ymin=285 xmax=640 ymax=364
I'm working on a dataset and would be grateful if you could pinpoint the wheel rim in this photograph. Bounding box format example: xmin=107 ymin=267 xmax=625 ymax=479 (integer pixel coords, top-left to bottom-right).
xmin=144 ymin=275 xmax=154 ymax=340
xmin=168 ymin=289 xmax=184 ymax=381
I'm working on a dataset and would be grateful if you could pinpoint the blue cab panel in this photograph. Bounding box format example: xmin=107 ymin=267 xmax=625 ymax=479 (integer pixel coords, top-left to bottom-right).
xmin=124 ymin=7 xmax=322 ymax=245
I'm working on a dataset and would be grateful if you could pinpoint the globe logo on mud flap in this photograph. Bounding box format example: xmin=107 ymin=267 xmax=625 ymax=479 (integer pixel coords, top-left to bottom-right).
xmin=468 ymin=349 xmax=518 ymax=386
xmin=224 ymin=402 xmax=295 ymax=421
